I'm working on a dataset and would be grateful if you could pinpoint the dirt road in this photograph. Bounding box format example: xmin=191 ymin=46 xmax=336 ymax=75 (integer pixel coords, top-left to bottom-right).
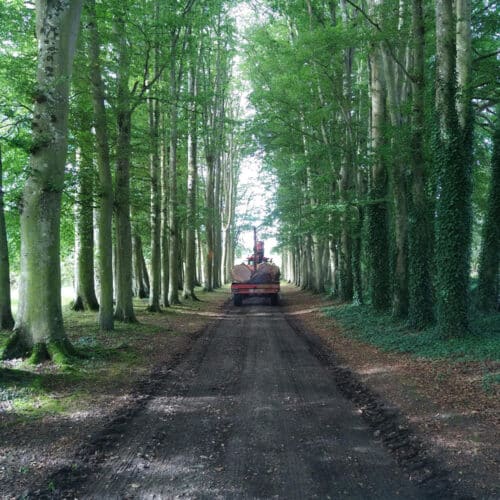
xmin=36 ymin=298 xmax=446 ymax=499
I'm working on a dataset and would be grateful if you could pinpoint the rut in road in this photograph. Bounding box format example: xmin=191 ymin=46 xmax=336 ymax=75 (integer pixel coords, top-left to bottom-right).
xmin=51 ymin=298 xmax=428 ymax=499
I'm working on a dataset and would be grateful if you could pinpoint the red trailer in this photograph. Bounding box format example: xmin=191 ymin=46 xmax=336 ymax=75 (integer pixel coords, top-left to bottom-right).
xmin=231 ymin=228 xmax=280 ymax=306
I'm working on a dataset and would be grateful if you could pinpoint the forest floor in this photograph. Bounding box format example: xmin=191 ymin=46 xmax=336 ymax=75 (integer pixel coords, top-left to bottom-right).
xmin=0 ymin=285 xmax=498 ymax=498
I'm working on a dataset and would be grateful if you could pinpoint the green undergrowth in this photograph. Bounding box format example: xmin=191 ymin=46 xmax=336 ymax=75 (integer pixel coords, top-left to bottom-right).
xmin=0 ymin=287 xmax=228 ymax=422
xmin=323 ymin=304 xmax=500 ymax=362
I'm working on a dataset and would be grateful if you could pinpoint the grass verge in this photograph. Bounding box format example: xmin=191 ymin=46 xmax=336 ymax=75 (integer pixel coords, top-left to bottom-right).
xmin=0 ymin=287 xmax=228 ymax=422
xmin=323 ymin=304 xmax=500 ymax=362
xmin=323 ymin=303 xmax=500 ymax=395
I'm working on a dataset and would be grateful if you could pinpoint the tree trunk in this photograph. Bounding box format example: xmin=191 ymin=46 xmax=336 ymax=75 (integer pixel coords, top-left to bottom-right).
xmin=0 ymin=145 xmax=14 ymax=330
xmin=339 ymin=41 xmax=354 ymax=303
xmin=183 ymin=55 xmax=199 ymax=300
xmin=3 ymin=0 xmax=83 ymax=362
xmin=408 ymin=0 xmax=433 ymax=328
xmin=113 ymin=14 xmax=136 ymax=323
xmin=434 ymin=0 xmax=471 ymax=337
xmin=367 ymin=46 xmax=391 ymax=311
xmin=72 ymin=147 xmax=99 ymax=311
xmin=133 ymin=233 xmax=148 ymax=299
xmin=477 ymin=110 xmax=500 ymax=311
xmin=161 ymin=130 xmax=170 ymax=308
xmin=87 ymin=0 xmax=114 ymax=331
xmin=204 ymin=154 xmax=215 ymax=292
xmin=168 ymin=53 xmax=180 ymax=305
xmin=381 ymin=45 xmax=409 ymax=318
xmin=213 ymin=157 xmax=223 ymax=289
xmin=147 ymin=56 xmax=162 ymax=311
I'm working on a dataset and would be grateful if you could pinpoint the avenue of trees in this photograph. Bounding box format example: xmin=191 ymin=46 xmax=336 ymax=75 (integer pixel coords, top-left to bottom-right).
xmin=244 ymin=0 xmax=499 ymax=337
xmin=0 ymin=0 xmax=498 ymax=364
xmin=0 ymin=0 xmax=241 ymax=361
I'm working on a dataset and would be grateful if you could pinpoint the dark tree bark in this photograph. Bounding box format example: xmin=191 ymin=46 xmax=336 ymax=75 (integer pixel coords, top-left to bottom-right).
xmin=408 ymin=0 xmax=434 ymax=328
xmin=87 ymin=0 xmax=114 ymax=330
xmin=133 ymin=233 xmax=149 ymax=299
xmin=434 ymin=0 xmax=471 ymax=337
xmin=113 ymin=12 xmax=136 ymax=322
xmin=72 ymin=147 xmax=99 ymax=312
xmin=367 ymin=46 xmax=391 ymax=311
xmin=0 ymin=145 xmax=14 ymax=330
xmin=147 ymin=0 xmax=162 ymax=312
xmin=477 ymin=110 xmax=500 ymax=311
xmin=183 ymin=51 xmax=199 ymax=300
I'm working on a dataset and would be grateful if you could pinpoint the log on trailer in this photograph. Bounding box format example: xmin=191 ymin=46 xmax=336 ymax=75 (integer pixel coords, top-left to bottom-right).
xmin=248 ymin=262 xmax=280 ymax=284
xmin=231 ymin=263 xmax=253 ymax=283
xmin=231 ymin=230 xmax=280 ymax=306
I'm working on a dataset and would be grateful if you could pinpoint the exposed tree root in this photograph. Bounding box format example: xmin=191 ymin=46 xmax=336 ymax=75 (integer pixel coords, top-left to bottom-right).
xmin=0 ymin=308 xmax=14 ymax=330
xmin=71 ymin=296 xmax=85 ymax=311
xmin=182 ymin=292 xmax=201 ymax=301
xmin=146 ymin=304 xmax=162 ymax=313
xmin=2 ymin=332 xmax=78 ymax=365
xmin=114 ymin=311 xmax=138 ymax=323
xmin=1 ymin=331 xmax=30 ymax=359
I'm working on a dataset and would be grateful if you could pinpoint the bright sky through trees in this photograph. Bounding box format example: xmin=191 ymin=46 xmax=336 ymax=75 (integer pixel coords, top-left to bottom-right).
xmin=231 ymin=2 xmax=280 ymax=264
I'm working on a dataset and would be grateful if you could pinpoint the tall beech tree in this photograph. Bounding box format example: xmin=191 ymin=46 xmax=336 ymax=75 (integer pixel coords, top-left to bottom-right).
xmin=87 ymin=0 xmax=114 ymax=330
xmin=71 ymin=73 xmax=99 ymax=312
xmin=367 ymin=44 xmax=391 ymax=311
xmin=72 ymin=144 xmax=99 ymax=312
xmin=407 ymin=0 xmax=433 ymax=328
xmin=434 ymin=0 xmax=472 ymax=337
xmin=183 ymin=42 xmax=200 ymax=300
xmin=113 ymin=8 xmax=137 ymax=322
xmin=0 ymin=145 xmax=14 ymax=330
xmin=477 ymin=110 xmax=500 ymax=311
xmin=147 ymin=1 xmax=162 ymax=311
xmin=3 ymin=0 xmax=83 ymax=361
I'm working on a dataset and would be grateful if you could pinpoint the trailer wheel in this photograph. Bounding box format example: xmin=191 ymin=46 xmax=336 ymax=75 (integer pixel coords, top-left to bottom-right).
xmin=270 ymin=293 xmax=279 ymax=306
xmin=234 ymin=294 xmax=242 ymax=306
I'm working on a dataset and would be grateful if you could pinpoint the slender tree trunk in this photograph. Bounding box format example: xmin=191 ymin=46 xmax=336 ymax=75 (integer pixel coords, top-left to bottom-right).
xmin=477 ymin=110 xmax=500 ymax=311
xmin=0 ymin=145 xmax=14 ymax=330
xmin=87 ymin=0 xmax=114 ymax=330
xmin=168 ymin=54 xmax=180 ymax=305
xmin=204 ymin=154 xmax=215 ymax=292
xmin=381 ymin=46 xmax=409 ymax=318
xmin=408 ymin=0 xmax=433 ymax=328
xmin=339 ymin=41 xmax=354 ymax=302
xmin=367 ymin=46 xmax=391 ymax=311
xmin=113 ymin=14 xmax=136 ymax=322
xmin=183 ymin=55 xmax=199 ymax=300
xmin=213 ymin=157 xmax=223 ymax=289
xmin=3 ymin=0 xmax=83 ymax=362
xmin=133 ymin=233 xmax=148 ymax=298
xmin=148 ymin=78 xmax=161 ymax=311
xmin=161 ymin=130 xmax=170 ymax=308
xmin=222 ymin=143 xmax=237 ymax=284
xmin=434 ymin=0 xmax=471 ymax=337
xmin=72 ymin=148 xmax=99 ymax=311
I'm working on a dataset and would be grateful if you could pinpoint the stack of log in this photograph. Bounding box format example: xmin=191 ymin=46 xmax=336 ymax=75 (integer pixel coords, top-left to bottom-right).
xmin=231 ymin=263 xmax=253 ymax=283
xmin=231 ymin=262 xmax=280 ymax=284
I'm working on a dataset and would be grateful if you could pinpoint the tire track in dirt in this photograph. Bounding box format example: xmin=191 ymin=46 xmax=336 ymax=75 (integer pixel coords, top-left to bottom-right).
xmin=27 ymin=296 xmax=462 ymax=499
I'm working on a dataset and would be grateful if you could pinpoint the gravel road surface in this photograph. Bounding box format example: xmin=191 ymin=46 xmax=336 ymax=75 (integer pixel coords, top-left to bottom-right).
xmin=45 ymin=298 xmax=429 ymax=499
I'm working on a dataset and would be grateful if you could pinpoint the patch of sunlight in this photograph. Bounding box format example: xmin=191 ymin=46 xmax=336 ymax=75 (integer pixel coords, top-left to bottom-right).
xmin=173 ymin=309 xmax=226 ymax=318
xmin=358 ymin=365 xmax=401 ymax=375
xmin=148 ymin=395 xmax=230 ymax=417
xmin=353 ymin=446 xmax=372 ymax=454
xmin=284 ymin=308 xmax=322 ymax=316
xmin=431 ymin=435 xmax=481 ymax=454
